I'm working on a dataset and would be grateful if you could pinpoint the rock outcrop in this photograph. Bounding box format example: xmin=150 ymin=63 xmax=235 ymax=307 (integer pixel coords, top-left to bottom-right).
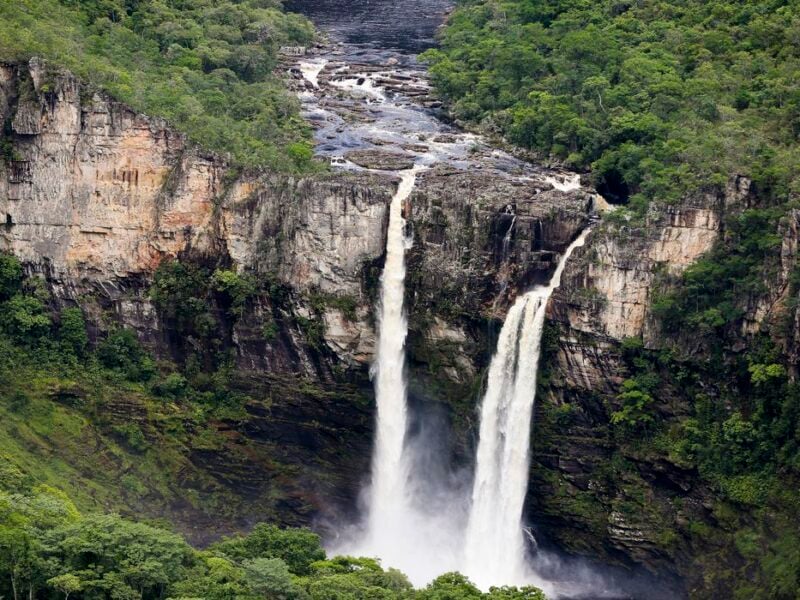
xmin=527 ymin=173 xmax=800 ymax=597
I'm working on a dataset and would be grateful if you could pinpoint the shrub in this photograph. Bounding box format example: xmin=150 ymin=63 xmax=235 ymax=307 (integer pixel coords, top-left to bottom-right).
xmin=58 ymin=307 xmax=88 ymax=356
xmin=97 ymin=329 xmax=155 ymax=381
xmin=0 ymin=253 xmax=22 ymax=301
xmin=0 ymin=294 xmax=51 ymax=343
xmin=213 ymin=523 xmax=325 ymax=576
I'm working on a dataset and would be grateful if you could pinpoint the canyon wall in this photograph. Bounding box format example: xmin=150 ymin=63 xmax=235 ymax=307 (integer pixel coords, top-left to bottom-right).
xmin=0 ymin=60 xmax=593 ymax=541
xmin=6 ymin=58 xmax=791 ymax=597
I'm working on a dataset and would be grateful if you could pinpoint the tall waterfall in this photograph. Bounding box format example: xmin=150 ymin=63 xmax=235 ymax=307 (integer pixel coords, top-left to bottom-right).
xmin=463 ymin=228 xmax=592 ymax=590
xmin=336 ymin=167 xmax=464 ymax=585
xmin=367 ymin=168 xmax=417 ymax=534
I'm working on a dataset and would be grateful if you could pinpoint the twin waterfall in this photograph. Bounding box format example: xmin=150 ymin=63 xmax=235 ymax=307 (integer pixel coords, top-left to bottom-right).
xmin=349 ymin=167 xmax=590 ymax=590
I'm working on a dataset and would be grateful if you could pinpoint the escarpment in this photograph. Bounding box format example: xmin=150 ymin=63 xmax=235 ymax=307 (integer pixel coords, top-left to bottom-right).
xmin=8 ymin=55 xmax=794 ymax=598
xmin=529 ymin=174 xmax=800 ymax=596
xmin=0 ymin=59 xmax=594 ymax=540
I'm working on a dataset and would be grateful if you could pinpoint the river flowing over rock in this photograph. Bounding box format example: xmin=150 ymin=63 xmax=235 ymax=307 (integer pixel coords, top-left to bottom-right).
xmin=4 ymin=1 xmax=798 ymax=598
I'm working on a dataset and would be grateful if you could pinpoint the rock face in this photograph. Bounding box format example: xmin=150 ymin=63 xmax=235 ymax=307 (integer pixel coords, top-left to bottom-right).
xmin=0 ymin=59 xmax=389 ymax=535
xmin=13 ymin=56 xmax=784 ymax=596
xmin=555 ymin=178 xmax=751 ymax=343
xmin=0 ymin=60 xmax=594 ymax=540
xmin=527 ymin=174 xmax=800 ymax=597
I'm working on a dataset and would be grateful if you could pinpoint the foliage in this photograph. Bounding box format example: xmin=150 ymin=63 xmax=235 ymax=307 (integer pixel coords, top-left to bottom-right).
xmin=0 ymin=295 xmax=51 ymax=344
xmin=0 ymin=253 xmax=23 ymax=301
xmin=58 ymin=308 xmax=89 ymax=357
xmin=0 ymin=0 xmax=318 ymax=171
xmin=150 ymin=260 xmax=217 ymax=336
xmin=212 ymin=269 xmax=257 ymax=317
xmin=610 ymin=379 xmax=655 ymax=432
xmin=0 ymin=484 xmax=547 ymax=600
xmin=423 ymin=0 xmax=800 ymax=205
xmin=213 ymin=523 xmax=325 ymax=576
xmin=418 ymin=572 xmax=482 ymax=599
xmin=605 ymin=331 xmax=800 ymax=594
xmin=97 ymin=329 xmax=155 ymax=382
xmin=46 ymin=514 xmax=194 ymax=600
xmin=309 ymin=292 xmax=359 ymax=321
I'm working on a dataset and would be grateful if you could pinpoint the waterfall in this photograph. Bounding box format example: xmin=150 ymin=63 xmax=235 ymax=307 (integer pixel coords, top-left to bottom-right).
xmin=463 ymin=228 xmax=592 ymax=590
xmin=367 ymin=168 xmax=417 ymax=534
xmin=335 ymin=166 xmax=464 ymax=585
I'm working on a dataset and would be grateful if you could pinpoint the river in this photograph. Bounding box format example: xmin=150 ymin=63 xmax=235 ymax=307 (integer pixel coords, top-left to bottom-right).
xmin=279 ymin=2 xmax=677 ymax=599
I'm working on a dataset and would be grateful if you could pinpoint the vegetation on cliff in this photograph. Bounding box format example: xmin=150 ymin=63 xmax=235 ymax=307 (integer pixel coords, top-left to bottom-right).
xmin=0 ymin=248 xmax=372 ymax=541
xmin=422 ymin=0 xmax=800 ymax=206
xmin=423 ymin=2 xmax=800 ymax=595
xmin=0 ymin=0 xmax=316 ymax=171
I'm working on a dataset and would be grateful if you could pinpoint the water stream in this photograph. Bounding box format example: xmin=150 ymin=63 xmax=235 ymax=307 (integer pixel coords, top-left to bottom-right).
xmin=284 ymin=1 xmax=610 ymax=594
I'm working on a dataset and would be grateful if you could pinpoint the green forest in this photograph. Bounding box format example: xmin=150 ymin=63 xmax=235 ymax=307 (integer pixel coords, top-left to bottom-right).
xmin=422 ymin=0 xmax=800 ymax=206
xmin=424 ymin=1 xmax=800 ymax=596
xmin=0 ymin=0 xmax=317 ymax=171
xmin=0 ymin=483 xmax=546 ymax=600
xmin=0 ymin=246 xmax=547 ymax=600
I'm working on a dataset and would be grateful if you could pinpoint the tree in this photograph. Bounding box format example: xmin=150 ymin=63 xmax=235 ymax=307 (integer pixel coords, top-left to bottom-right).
xmin=48 ymin=514 xmax=193 ymax=599
xmin=0 ymin=254 xmax=22 ymax=301
xmin=47 ymin=573 xmax=83 ymax=600
xmin=242 ymin=557 xmax=301 ymax=599
xmin=212 ymin=269 xmax=256 ymax=317
xmin=0 ymin=486 xmax=79 ymax=600
xmin=487 ymin=586 xmax=546 ymax=600
xmin=418 ymin=572 xmax=483 ymax=600
xmin=0 ymin=295 xmax=51 ymax=343
xmin=58 ymin=308 xmax=89 ymax=356
xmin=213 ymin=524 xmax=325 ymax=576
xmin=169 ymin=554 xmax=250 ymax=600
xmin=97 ymin=329 xmax=155 ymax=381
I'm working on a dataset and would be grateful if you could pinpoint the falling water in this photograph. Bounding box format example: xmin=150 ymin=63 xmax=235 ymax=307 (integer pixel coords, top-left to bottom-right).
xmin=290 ymin=17 xmax=610 ymax=592
xmin=367 ymin=168 xmax=417 ymax=534
xmin=334 ymin=166 xmax=465 ymax=585
xmin=299 ymin=59 xmax=328 ymax=88
xmin=463 ymin=228 xmax=592 ymax=591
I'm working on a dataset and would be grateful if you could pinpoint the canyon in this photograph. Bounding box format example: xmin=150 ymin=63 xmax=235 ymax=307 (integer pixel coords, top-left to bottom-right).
xmin=2 ymin=1 xmax=799 ymax=598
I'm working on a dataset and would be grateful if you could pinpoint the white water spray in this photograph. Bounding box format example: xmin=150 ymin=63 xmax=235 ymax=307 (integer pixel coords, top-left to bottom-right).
xmin=463 ymin=228 xmax=592 ymax=591
xmin=299 ymin=59 xmax=327 ymax=88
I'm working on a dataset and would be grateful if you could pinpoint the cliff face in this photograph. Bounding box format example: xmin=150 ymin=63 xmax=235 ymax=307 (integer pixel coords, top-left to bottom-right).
xmin=10 ymin=56 xmax=781 ymax=595
xmin=0 ymin=60 xmax=594 ymax=540
xmin=531 ymin=174 xmax=800 ymax=596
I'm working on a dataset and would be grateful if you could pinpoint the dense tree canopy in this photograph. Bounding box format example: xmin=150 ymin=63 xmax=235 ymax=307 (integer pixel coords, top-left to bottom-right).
xmin=0 ymin=484 xmax=549 ymax=600
xmin=423 ymin=0 xmax=800 ymax=205
xmin=0 ymin=0 xmax=317 ymax=171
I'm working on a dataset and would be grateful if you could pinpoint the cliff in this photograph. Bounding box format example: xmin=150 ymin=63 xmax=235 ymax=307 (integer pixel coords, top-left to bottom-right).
xmin=532 ymin=174 xmax=800 ymax=597
xmin=0 ymin=59 xmax=594 ymax=542
xmin=7 ymin=56 xmax=788 ymax=597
